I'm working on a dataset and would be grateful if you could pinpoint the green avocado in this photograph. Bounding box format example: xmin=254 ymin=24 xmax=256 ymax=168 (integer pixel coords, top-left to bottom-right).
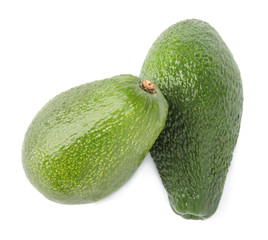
xmin=140 ymin=19 xmax=243 ymax=219
xmin=22 ymin=74 xmax=168 ymax=204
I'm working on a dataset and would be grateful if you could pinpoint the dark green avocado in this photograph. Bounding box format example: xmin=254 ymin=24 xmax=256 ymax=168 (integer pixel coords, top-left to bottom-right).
xmin=140 ymin=19 xmax=243 ymax=219
xmin=22 ymin=74 xmax=168 ymax=204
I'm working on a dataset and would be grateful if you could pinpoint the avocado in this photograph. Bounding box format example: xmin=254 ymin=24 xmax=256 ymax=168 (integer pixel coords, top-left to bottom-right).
xmin=22 ymin=74 xmax=168 ymax=204
xmin=140 ymin=19 xmax=243 ymax=219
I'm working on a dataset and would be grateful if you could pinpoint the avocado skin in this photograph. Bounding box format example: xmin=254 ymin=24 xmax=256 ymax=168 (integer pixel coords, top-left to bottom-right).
xmin=22 ymin=74 xmax=168 ymax=204
xmin=140 ymin=19 xmax=243 ymax=219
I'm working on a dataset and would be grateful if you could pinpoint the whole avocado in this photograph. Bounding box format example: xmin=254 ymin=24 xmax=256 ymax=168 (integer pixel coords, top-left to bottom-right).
xmin=140 ymin=19 xmax=243 ymax=219
xmin=22 ymin=74 xmax=168 ymax=204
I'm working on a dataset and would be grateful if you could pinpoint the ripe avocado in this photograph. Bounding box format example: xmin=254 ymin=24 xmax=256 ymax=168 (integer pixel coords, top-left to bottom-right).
xmin=140 ymin=19 xmax=243 ymax=219
xmin=22 ymin=74 xmax=168 ymax=204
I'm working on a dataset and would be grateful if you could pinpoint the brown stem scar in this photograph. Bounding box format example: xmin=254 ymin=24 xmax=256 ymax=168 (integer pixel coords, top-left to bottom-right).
xmin=140 ymin=80 xmax=156 ymax=94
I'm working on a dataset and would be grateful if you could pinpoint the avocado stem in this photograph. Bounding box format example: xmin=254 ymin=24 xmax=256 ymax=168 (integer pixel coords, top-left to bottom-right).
xmin=140 ymin=80 xmax=156 ymax=94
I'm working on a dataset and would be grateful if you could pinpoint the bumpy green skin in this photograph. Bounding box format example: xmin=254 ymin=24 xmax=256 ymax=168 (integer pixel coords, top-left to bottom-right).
xmin=140 ymin=19 xmax=243 ymax=219
xmin=22 ymin=74 xmax=168 ymax=204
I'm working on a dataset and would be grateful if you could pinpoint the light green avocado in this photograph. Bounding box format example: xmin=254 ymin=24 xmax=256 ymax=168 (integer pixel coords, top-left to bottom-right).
xmin=22 ymin=74 xmax=168 ymax=204
xmin=140 ymin=19 xmax=243 ymax=219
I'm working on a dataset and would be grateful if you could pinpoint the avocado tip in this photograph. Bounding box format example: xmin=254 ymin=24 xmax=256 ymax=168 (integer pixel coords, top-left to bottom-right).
xmin=140 ymin=80 xmax=156 ymax=94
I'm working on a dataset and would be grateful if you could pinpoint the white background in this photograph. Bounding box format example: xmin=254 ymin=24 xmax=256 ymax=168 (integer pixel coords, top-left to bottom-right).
xmin=1 ymin=0 xmax=267 ymax=239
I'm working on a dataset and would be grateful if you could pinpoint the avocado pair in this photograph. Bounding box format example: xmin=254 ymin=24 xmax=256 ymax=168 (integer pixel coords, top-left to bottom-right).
xmin=22 ymin=19 xmax=243 ymax=219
